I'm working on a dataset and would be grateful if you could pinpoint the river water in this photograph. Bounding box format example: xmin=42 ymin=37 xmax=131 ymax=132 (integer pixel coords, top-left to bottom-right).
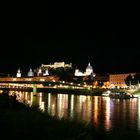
xmin=12 ymin=91 xmax=140 ymax=134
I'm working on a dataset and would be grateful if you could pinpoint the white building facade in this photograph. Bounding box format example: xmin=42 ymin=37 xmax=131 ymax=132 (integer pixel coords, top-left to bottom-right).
xmin=74 ymin=63 xmax=95 ymax=77
xmin=16 ymin=68 xmax=21 ymax=77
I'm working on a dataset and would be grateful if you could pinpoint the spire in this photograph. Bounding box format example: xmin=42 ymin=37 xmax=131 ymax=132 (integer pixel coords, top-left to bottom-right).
xmin=29 ymin=68 xmax=32 ymax=72
xmin=86 ymin=62 xmax=93 ymax=76
xmin=87 ymin=62 xmax=92 ymax=69
xmin=17 ymin=68 xmax=21 ymax=77
xmin=28 ymin=68 xmax=34 ymax=77
xmin=18 ymin=68 xmax=21 ymax=73
xmin=88 ymin=62 xmax=91 ymax=66
xmin=37 ymin=67 xmax=42 ymax=76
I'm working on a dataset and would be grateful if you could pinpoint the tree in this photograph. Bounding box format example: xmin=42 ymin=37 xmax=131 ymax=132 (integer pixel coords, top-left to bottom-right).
xmin=49 ymin=67 xmax=74 ymax=82
xmin=134 ymin=73 xmax=140 ymax=85
xmin=125 ymin=74 xmax=133 ymax=86
xmin=84 ymin=75 xmax=94 ymax=85
xmin=73 ymin=76 xmax=84 ymax=84
xmin=98 ymin=81 xmax=104 ymax=87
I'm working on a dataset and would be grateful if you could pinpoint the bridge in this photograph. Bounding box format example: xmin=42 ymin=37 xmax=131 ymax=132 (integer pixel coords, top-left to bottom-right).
xmin=0 ymin=78 xmax=97 ymax=96
xmin=124 ymin=86 xmax=140 ymax=97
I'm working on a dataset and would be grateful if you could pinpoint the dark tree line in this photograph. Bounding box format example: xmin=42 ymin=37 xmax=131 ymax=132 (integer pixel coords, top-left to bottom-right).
xmin=49 ymin=67 xmax=75 ymax=82
xmin=48 ymin=67 xmax=95 ymax=85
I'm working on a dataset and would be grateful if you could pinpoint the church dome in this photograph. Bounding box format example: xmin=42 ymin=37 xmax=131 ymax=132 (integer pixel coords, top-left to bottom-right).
xmin=86 ymin=62 xmax=93 ymax=70
xmin=85 ymin=62 xmax=93 ymax=75
xmin=28 ymin=68 xmax=34 ymax=77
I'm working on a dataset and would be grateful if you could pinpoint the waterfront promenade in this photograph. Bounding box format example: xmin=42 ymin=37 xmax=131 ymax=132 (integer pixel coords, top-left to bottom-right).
xmin=0 ymin=78 xmax=105 ymax=95
xmin=0 ymin=77 xmax=139 ymax=96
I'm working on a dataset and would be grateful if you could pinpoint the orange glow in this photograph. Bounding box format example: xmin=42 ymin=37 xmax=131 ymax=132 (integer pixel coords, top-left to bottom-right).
xmin=104 ymin=97 xmax=111 ymax=131
xmin=138 ymin=99 xmax=140 ymax=130
xmin=93 ymin=96 xmax=99 ymax=127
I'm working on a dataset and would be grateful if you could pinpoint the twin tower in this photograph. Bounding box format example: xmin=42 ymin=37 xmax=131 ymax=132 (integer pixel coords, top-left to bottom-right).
xmin=16 ymin=68 xmax=49 ymax=77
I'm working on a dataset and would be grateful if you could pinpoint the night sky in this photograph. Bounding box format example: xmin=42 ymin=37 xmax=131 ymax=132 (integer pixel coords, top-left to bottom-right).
xmin=1 ymin=9 xmax=140 ymax=75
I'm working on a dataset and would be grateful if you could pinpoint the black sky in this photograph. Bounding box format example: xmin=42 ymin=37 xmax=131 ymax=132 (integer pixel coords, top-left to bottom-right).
xmin=1 ymin=8 xmax=140 ymax=75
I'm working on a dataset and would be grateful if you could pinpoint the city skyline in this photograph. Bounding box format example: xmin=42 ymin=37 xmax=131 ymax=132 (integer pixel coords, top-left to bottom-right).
xmin=1 ymin=31 xmax=140 ymax=75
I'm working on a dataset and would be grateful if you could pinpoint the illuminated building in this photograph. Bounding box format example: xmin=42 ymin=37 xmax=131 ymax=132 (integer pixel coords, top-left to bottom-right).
xmin=85 ymin=62 xmax=93 ymax=75
xmin=36 ymin=68 xmax=49 ymax=77
xmin=41 ymin=62 xmax=72 ymax=69
xmin=43 ymin=69 xmax=49 ymax=76
xmin=37 ymin=68 xmax=42 ymax=76
xmin=109 ymin=73 xmax=135 ymax=88
xmin=27 ymin=68 xmax=34 ymax=77
xmin=74 ymin=62 xmax=95 ymax=77
xmin=16 ymin=68 xmax=21 ymax=78
xmin=74 ymin=69 xmax=85 ymax=76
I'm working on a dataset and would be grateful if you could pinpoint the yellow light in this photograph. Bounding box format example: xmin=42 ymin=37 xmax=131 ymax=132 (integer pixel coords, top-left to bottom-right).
xmin=70 ymin=82 xmax=73 ymax=85
xmin=40 ymin=79 xmax=45 ymax=81
xmin=13 ymin=78 xmax=16 ymax=81
xmin=105 ymin=97 xmax=111 ymax=131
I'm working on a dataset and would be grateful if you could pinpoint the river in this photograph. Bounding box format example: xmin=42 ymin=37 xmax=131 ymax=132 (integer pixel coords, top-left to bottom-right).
xmin=11 ymin=91 xmax=140 ymax=134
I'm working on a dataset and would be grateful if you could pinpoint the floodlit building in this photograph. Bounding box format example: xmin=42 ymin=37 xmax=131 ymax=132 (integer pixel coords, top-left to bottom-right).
xmin=16 ymin=68 xmax=21 ymax=78
xmin=37 ymin=68 xmax=42 ymax=76
xmin=75 ymin=62 xmax=95 ymax=77
xmin=27 ymin=68 xmax=34 ymax=77
xmin=85 ymin=62 xmax=93 ymax=75
xmin=109 ymin=73 xmax=135 ymax=88
xmin=74 ymin=69 xmax=85 ymax=76
xmin=43 ymin=69 xmax=49 ymax=76
xmin=41 ymin=62 xmax=72 ymax=69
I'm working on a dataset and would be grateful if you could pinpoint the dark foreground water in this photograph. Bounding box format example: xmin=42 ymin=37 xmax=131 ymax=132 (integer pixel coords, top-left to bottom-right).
xmin=12 ymin=91 xmax=140 ymax=134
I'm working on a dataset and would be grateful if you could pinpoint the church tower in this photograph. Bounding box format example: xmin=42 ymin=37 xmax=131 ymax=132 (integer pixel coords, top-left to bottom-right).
xmin=37 ymin=68 xmax=42 ymax=76
xmin=43 ymin=69 xmax=49 ymax=76
xmin=28 ymin=68 xmax=34 ymax=77
xmin=17 ymin=68 xmax=21 ymax=77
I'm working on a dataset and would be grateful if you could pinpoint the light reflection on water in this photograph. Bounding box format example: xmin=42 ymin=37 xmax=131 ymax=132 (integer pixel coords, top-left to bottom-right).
xmin=138 ymin=98 xmax=140 ymax=131
xmin=103 ymin=97 xmax=111 ymax=131
xmin=14 ymin=91 xmax=140 ymax=133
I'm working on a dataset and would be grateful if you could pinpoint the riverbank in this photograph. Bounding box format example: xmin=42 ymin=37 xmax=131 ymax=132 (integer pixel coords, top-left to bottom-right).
xmin=0 ymin=93 xmax=87 ymax=140
xmin=0 ymin=92 xmax=140 ymax=140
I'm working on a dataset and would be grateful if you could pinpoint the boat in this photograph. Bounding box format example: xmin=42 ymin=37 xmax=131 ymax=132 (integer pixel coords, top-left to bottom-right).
xmin=109 ymin=92 xmax=131 ymax=99
xmin=102 ymin=90 xmax=111 ymax=97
